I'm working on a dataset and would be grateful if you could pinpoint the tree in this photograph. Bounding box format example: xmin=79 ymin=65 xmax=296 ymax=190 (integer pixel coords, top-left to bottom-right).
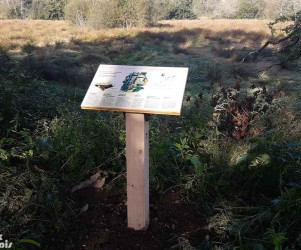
xmin=0 ymin=0 xmax=32 ymax=19
xmin=257 ymin=0 xmax=301 ymax=19
xmin=244 ymin=10 xmax=301 ymax=68
xmin=235 ymin=0 xmax=262 ymax=19
xmin=151 ymin=0 xmax=173 ymax=20
xmin=0 ymin=0 xmax=66 ymax=19
xmin=65 ymin=0 xmax=156 ymax=29
xmin=64 ymin=0 xmax=90 ymax=26
xmin=44 ymin=0 xmax=66 ymax=20
xmin=194 ymin=0 xmax=220 ymax=17
xmin=277 ymin=0 xmax=301 ymax=18
xmin=0 ymin=0 xmax=12 ymax=18
xmin=30 ymin=0 xmax=66 ymax=20
xmin=169 ymin=0 xmax=197 ymax=19
xmin=115 ymin=0 xmax=154 ymax=28
xmin=213 ymin=0 xmax=239 ymax=18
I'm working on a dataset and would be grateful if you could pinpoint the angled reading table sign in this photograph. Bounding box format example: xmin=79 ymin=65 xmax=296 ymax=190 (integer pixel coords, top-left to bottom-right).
xmin=81 ymin=64 xmax=188 ymax=230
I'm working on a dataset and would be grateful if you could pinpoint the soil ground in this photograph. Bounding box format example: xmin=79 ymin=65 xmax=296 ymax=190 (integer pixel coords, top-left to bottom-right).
xmin=46 ymin=186 xmax=207 ymax=250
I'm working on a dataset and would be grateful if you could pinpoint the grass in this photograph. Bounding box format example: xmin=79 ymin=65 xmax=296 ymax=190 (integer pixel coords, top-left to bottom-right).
xmin=0 ymin=19 xmax=271 ymax=47
xmin=0 ymin=18 xmax=301 ymax=249
xmin=0 ymin=18 xmax=276 ymax=93
xmin=0 ymin=19 xmax=281 ymax=83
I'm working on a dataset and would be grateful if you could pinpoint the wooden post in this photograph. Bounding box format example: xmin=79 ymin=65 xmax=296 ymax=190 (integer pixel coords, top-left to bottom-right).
xmin=125 ymin=113 xmax=149 ymax=230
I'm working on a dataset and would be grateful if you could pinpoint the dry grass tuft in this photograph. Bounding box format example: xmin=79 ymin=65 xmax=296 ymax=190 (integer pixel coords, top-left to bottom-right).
xmin=0 ymin=18 xmax=290 ymax=88
xmin=0 ymin=18 xmax=273 ymax=52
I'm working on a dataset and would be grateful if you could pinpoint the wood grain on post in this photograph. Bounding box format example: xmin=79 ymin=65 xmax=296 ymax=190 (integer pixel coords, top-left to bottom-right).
xmin=126 ymin=113 xmax=149 ymax=230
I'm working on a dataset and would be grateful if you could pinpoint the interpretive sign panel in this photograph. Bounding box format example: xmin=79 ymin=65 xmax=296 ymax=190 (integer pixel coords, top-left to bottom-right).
xmin=81 ymin=64 xmax=189 ymax=230
xmin=81 ymin=64 xmax=188 ymax=115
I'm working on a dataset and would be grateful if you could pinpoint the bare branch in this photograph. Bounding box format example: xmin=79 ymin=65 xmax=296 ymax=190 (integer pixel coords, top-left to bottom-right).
xmin=242 ymin=25 xmax=301 ymax=63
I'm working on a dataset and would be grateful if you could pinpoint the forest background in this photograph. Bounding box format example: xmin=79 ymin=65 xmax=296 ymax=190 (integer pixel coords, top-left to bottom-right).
xmin=2 ymin=0 xmax=301 ymax=27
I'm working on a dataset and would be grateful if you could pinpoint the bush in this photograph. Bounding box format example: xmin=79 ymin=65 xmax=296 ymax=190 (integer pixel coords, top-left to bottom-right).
xmin=29 ymin=0 xmax=67 ymax=20
xmin=36 ymin=106 xmax=125 ymax=178
xmin=235 ymin=0 xmax=262 ymax=19
xmin=64 ymin=0 xmax=90 ymax=27
xmin=0 ymin=56 xmax=125 ymax=243
xmin=0 ymin=2 xmax=11 ymax=19
xmin=65 ymin=0 xmax=155 ymax=29
xmin=169 ymin=0 xmax=197 ymax=20
xmin=211 ymin=83 xmax=280 ymax=140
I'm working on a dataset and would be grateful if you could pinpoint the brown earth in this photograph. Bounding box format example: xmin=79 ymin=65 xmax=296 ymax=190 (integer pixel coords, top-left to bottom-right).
xmin=45 ymin=187 xmax=208 ymax=250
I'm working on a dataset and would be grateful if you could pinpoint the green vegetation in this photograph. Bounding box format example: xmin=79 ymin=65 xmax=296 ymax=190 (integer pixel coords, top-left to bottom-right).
xmin=235 ymin=0 xmax=262 ymax=19
xmin=168 ymin=0 xmax=197 ymax=20
xmin=2 ymin=0 xmax=301 ymax=28
xmin=0 ymin=16 xmax=301 ymax=249
xmin=65 ymin=0 xmax=155 ymax=29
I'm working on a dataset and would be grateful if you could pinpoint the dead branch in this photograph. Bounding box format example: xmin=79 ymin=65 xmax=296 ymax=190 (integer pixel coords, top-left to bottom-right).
xmin=242 ymin=26 xmax=301 ymax=63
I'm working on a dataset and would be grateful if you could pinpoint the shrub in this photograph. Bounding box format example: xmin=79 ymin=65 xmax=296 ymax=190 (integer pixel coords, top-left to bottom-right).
xmin=36 ymin=106 xmax=125 ymax=178
xmin=169 ymin=0 xmax=197 ymax=20
xmin=65 ymin=0 xmax=155 ymax=29
xmin=29 ymin=0 xmax=67 ymax=20
xmin=211 ymin=83 xmax=280 ymax=140
xmin=0 ymin=2 xmax=11 ymax=19
xmin=0 ymin=55 xmax=126 ymax=243
xmin=235 ymin=0 xmax=262 ymax=19
xmin=64 ymin=0 xmax=90 ymax=27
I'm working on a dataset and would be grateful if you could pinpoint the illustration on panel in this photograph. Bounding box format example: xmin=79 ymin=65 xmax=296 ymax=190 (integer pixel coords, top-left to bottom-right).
xmin=95 ymin=82 xmax=114 ymax=91
xmin=121 ymin=72 xmax=148 ymax=92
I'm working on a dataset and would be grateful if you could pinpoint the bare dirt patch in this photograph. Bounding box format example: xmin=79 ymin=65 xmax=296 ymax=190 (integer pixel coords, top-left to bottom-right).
xmin=45 ymin=187 xmax=207 ymax=250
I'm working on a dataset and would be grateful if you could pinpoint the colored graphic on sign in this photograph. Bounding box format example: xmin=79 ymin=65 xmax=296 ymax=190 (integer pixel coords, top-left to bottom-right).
xmin=121 ymin=72 xmax=148 ymax=92
xmin=81 ymin=65 xmax=188 ymax=115
xmin=95 ymin=82 xmax=114 ymax=91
